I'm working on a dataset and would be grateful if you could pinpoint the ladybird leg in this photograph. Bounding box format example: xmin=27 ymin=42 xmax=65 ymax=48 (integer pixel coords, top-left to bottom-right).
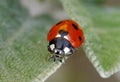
xmin=60 ymin=56 xmax=64 ymax=63
xmin=48 ymin=53 xmax=52 ymax=60
xmin=48 ymin=53 xmax=66 ymax=62
xmin=49 ymin=54 xmax=60 ymax=62
xmin=63 ymin=56 xmax=66 ymax=63
xmin=59 ymin=54 xmax=65 ymax=63
xmin=52 ymin=54 xmax=64 ymax=63
xmin=53 ymin=56 xmax=56 ymax=62
xmin=55 ymin=54 xmax=62 ymax=62
xmin=48 ymin=53 xmax=55 ymax=61
xmin=59 ymin=59 xmax=62 ymax=62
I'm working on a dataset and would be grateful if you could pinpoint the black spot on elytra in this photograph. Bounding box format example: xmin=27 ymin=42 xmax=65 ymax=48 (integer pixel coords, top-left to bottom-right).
xmin=59 ymin=30 xmax=68 ymax=37
xmin=56 ymin=21 xmax=62 ymax=25
xmin=72 ymin=24 xmax=78 ymax=30
xmin=79 ymin=36 xmax=82 ymax=41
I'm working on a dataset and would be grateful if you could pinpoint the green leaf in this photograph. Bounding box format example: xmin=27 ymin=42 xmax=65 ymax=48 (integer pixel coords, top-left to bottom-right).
xmin=1 ymin=0 xmax=120 ymax=81
xmin=0 ymin=0 xmax=62 ymax=82
xmin=61 ymin=0 xmax=120 ymax=78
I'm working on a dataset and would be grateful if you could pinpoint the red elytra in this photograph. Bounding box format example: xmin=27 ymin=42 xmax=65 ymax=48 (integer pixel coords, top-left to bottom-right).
xmin=47 ymin=19 xmax=84 ymax=48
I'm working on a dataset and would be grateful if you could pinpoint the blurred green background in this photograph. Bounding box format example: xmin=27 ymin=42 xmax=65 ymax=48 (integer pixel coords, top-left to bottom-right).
xmin=0 ymin=0 xmax=120 ymax=82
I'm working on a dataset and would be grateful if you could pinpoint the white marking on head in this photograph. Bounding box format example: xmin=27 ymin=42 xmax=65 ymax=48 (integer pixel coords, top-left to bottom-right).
xmin=59 ymin=51 xmax=62 ymax=54
xmin=64 ymin=47 xmax=70 ymax=54
xmin=56 ymin=34 xmax=61 ymax=37
xmin=50 ymin=44 xmax=55 ymax=51
xmin=54 ymin=49 xmax=57 ymax=53
xmin=64 ymin=36 xmax=69 ymax=40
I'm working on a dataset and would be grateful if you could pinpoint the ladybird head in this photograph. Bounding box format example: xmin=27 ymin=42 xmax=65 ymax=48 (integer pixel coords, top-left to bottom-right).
xmin=48 ymin=38 xmax=74 ymax=54
xmin=48 ymin=37 xmax=74 ymax=61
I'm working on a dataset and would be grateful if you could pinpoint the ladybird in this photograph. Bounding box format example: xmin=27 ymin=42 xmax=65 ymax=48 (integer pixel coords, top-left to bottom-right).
xmin=47 ymin=19 xmax=84 ymax=62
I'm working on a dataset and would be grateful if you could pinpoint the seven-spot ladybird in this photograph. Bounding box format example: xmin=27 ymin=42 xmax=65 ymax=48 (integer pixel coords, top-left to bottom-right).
xmin=47 ymin=19 xmax=84 ymax=62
